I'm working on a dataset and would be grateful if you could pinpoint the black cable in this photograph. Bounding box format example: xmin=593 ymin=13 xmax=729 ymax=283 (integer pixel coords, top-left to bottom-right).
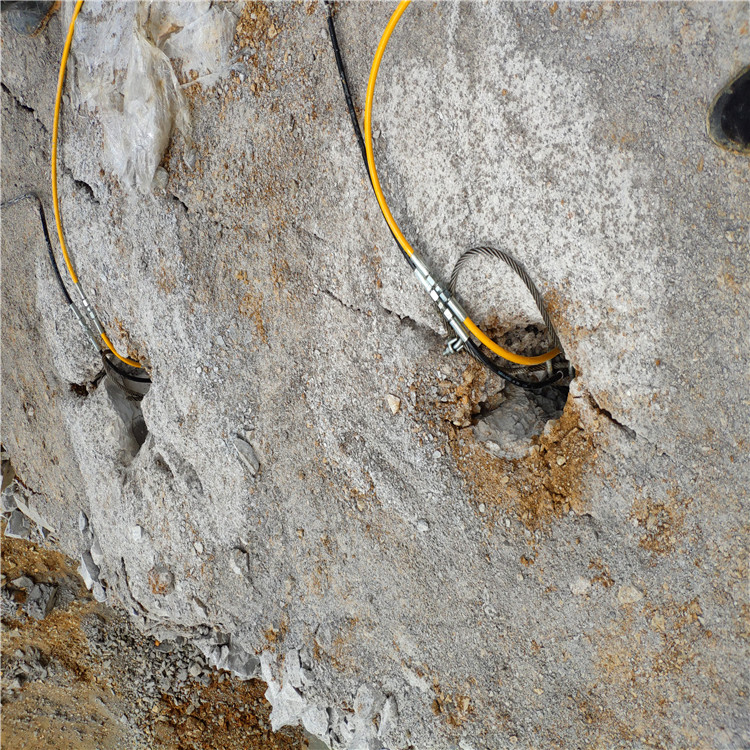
xmin=326 ymin=4 xmax=367 ymax=167
xmin=1 ymin=192 xmax=73 ymax=305
xmin=464 ymin=339 xmax=563 ymax=391
xmin=326 ymin=3 xmax=413 ymax=267
xmin=100 ymin=351 xmax=151 ymax=384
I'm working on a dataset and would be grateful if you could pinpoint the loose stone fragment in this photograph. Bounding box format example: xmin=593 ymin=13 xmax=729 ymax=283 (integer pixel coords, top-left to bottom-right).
xmin=24 ymin=583 xmax=58 ymax=619
xmin=131 ymin=525 xmax=146 ymax=541
xmin=233 ymin=437 xmax=260 ymax=475
xmin=79 ymin=551 xmax=100 ymax=590
xmin=617 ymin=585 xmax=644 ymax=605
xmin=229 ymin=548 xmax=250 ymax=577
xmin=5 ymin=509 xmax=30 ymax=539
xmin=386 ymin=394 xmax=401 ymax=414
xmin=90 ymin=536 xmax=104 ymax=566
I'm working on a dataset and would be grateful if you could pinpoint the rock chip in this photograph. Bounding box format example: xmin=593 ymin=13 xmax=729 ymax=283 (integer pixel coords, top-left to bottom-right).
xmin=617 ymin=585 xmax=644 ymax=605
xmin=386 ymin=394 xmax=401 ymax=414
xmin=233 ymin=437 xmax=260 ymax=476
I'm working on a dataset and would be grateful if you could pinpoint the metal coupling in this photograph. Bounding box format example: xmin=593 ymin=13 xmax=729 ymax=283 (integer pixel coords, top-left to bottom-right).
xmin=68 ymin=303 xmax=100 ymax=347
xmin=444 ymin=337 xmax=464 ymax=355
xmin=412 ymin=252 xmax=470 ymax=355
xmin=75 ymin=284 xmax=105 ymax=337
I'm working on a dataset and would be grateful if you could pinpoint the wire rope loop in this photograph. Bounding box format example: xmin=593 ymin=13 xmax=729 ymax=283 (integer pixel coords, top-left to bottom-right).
xmin=449 ymin=246 xmax=563 ymax=354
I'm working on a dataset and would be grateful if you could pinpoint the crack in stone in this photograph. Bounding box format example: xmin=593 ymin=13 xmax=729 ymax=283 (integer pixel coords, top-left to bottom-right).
xmin=586 ymin=393 xmax=637 ymax=440
xmin=1 ymin=81 xmax=51 ymax=138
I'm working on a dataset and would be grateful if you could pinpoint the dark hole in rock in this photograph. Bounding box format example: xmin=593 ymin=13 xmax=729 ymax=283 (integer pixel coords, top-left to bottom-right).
xmin=470 ymin=325 xmax=571 ymax=459
xmin=707 ymin=65 xmax=750 ymax=154
xmin=474 ymin=384 xmax=568 ymax=460
xmin=69 ymin=382 xmax=88 ymax=398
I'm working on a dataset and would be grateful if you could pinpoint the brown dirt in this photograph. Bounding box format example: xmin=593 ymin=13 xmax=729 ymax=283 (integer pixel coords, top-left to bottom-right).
xmin=154 ymin=677 xmax=306 ymax=750
xmin=1 ymin=533 xmax=308 ymax=750
xmin=419 ymin=358 xmax=603 ymax=528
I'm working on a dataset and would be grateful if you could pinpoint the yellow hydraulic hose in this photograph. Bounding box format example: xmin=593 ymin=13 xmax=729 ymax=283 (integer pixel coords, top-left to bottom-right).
xmin=52 ymin=0 xmax=142 ymax=368
xmin=363 ymin=1 xmax=560 ymax=367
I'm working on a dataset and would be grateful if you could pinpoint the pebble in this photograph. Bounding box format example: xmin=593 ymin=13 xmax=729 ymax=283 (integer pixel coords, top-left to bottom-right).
xmin=556 ymin=456 xmax=567 ymax=466
xmin=478 ymin=503 xmax=486 ymax=514
xmin=617 ymin=585 xmax=644 ymax=605
xmin=416 ymin=519 xmax=429 ymax=533
xmin=194 ymin=541 xmax=204 ymax=555
xmin=386 ymin=394 xmax=401 ymax=414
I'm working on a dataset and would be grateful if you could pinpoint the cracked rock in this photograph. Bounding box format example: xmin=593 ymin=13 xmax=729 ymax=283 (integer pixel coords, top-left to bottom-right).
xmin=473 ymin=387 xmax=549 ymax=460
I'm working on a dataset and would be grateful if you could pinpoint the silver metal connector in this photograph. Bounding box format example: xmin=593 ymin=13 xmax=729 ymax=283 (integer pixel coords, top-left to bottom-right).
xmin=75 ymin=284 xmax=105 ymax=336
xmin=412 ymin=252 xmax=471 ymax=355
xmin=69 ymin=302 xmax=100 ymax=347
xmin=444 ymin=337 xmax=465 ymax=355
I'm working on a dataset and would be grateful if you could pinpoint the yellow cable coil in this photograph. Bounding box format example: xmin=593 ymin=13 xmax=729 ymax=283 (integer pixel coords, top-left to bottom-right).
xmin=363 ymin=1 xmax=560 ymax=367
xmin=52 ymin=0 xmax=142 ymax=368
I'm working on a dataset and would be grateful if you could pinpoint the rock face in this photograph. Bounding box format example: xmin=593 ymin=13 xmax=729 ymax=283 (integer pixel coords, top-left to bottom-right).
xmin=2 ymin=3 xmax=748 ymax=749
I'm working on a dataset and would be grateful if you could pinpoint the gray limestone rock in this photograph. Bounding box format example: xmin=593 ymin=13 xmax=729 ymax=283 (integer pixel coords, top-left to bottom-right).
xmin=24 ymin=583 xmax=57 ymax=620
xmin=1 ymin=3 xmax=748 ymax=749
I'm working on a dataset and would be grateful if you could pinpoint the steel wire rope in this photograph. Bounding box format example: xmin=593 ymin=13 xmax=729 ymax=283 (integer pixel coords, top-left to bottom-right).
xmin=449 ymin=246 xmax=564 ymax=354
xmin=52 ymin=0 xmax=143 ymax=368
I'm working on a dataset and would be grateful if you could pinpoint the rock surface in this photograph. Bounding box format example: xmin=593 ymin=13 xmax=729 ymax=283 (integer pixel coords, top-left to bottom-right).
xmin=2 ymin=3 xmax=748 ymax=749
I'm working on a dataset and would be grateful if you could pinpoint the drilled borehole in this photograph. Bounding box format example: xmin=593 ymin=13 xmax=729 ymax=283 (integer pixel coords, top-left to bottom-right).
xmin=102 ymin=364 xmax=151 ymax=459
xmin=470 ymin=325 xmax=571 ymax=460
xmin=707 ymin=65 xmax=750 ymax=154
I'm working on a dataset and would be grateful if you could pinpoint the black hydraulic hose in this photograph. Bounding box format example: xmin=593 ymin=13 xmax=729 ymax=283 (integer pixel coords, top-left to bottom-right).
xmin=1 ymin=192 xmax=73 ymax=305
xmin=326 ymin=3 xmax=413 ymax=267
xmin=464 ymin=339 xmax=564 ymax=390
xmin=326 ymin=6 xmax=367 ymax=167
